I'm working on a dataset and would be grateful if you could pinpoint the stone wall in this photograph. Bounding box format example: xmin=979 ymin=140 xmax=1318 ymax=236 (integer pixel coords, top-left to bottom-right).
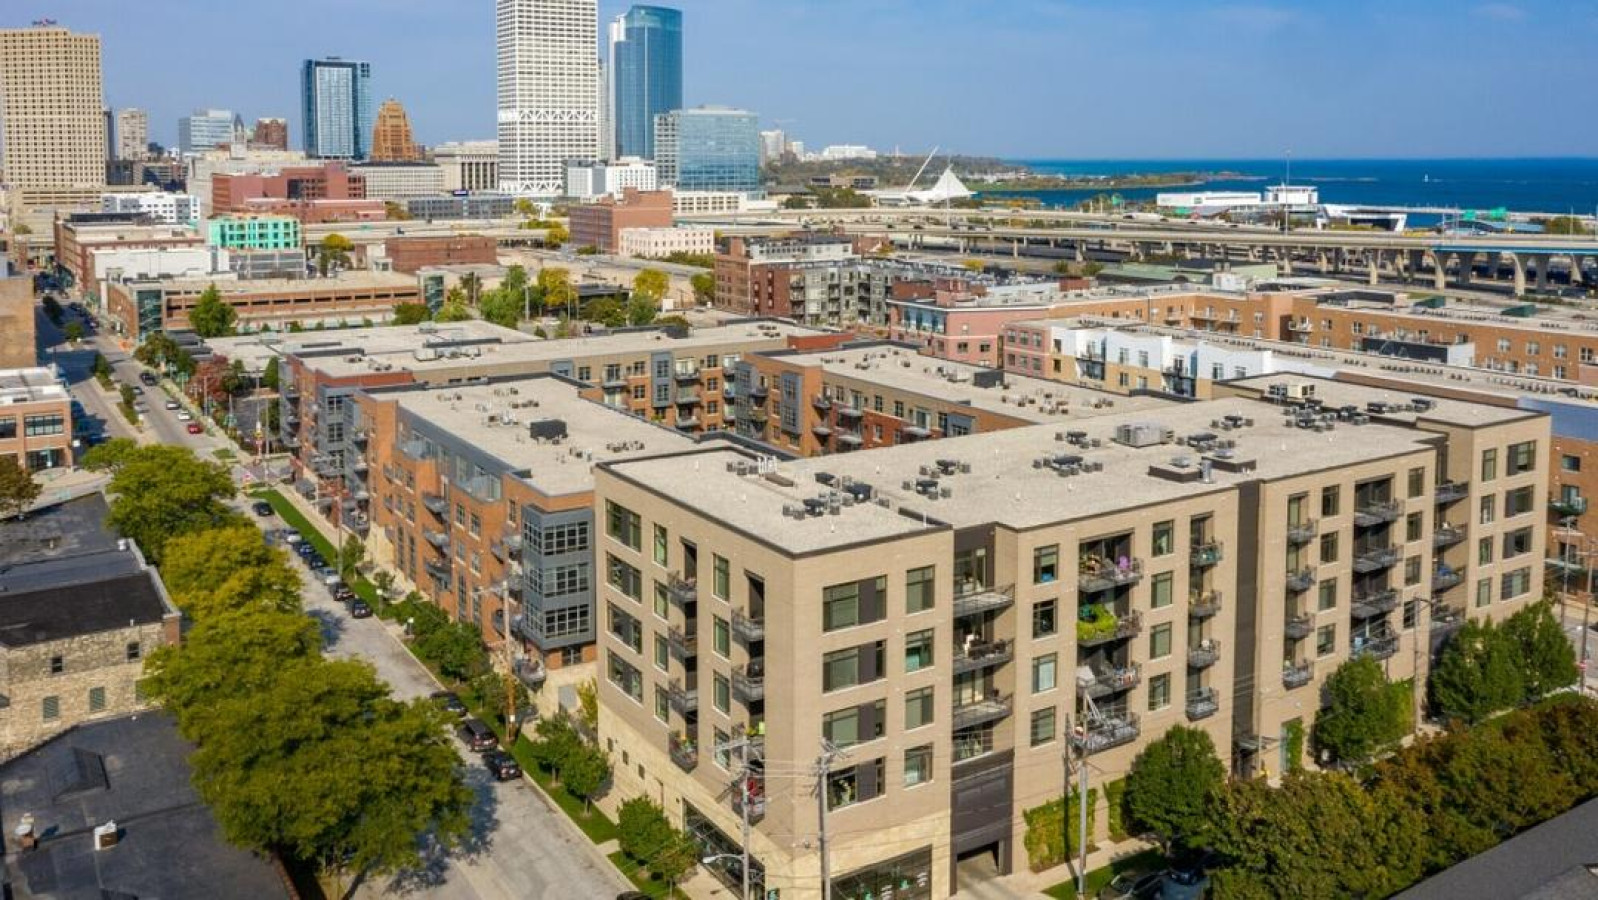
xmin=0 ymin=621 xmax=170 ymax=759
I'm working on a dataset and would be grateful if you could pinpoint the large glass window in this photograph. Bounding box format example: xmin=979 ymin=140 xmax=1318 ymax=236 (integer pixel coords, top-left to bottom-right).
xmin=1507 ymin=441 xmax=1537 ymax=476
xmin=1032 ymin=599 xmax=1058 ymax=638
xmin=906 ymin=566 xmax=935 ymax=613
xmin=1032 ymin=653 xmax=1057 ymax=693
xmin=606 ymin=555 xmax=641 ymax=601
xmin=1030 ymin=707 xmax=1057 ymax=747
xmin=605 ymin=501 xmax=641 ymax=550
xmin=905 ymin=686 xmax=934 ymax=730
xmin=904 ymin=629 xmax=934 ymax=672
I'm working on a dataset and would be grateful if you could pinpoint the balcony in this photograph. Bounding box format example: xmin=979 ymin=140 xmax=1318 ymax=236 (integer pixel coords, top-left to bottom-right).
xmin=1352 ymin=633 xmax=1400 ymax=662
xmin=812 ymin=394 xmax=833 ymax=411
xmin=1190 ymin=542 xmax=1224 ymax=568
xmin=424 ymin=558 xmax=452 ymax=582
xmin=491 ymin=533 xmax=523 ymax=563
xmin=284 ymin=386 xmax=301 ymax=401
xmin=745 ymin=407 xmax=769 ymax=425
xmin=1187 ymin=640 xmax=1221 ymax=669
xmin=1078 ymin=557 xmax=1144 ymax=594
xmin=602 ymin=373 xmax=628 ymax=390
xmin=1189 ymin=590 xmax=1222 ymax=620
xmin=953 ymin=639 xmax=1013 ymax=676
xmin=668 ymin=680 xmax=698 ymax=714
xmin=1550 ymin=495 xmax=1589 ymax=518
xmin=1435 ymin=481 xmax=1470 ymax=505
xmin=1071 ymin=714 xmax=1141 ymax=755
xmin=836 ymin=405 xmax=863 ymax=421
xmin=1287 ymin=519 xmax=1319 ymax=544
xmin=1283 ymin=660 xmax=1314 ymax=689
xmin=422 ymin=493 xmax=448 ymax=517
xmin=1080 ymin=664 xmax=1142 ymax=700
xmin=1287 ymin=569 xmax=1316 ymax=593
xmin=1078 ymin=609 xmax=1142 ymax=647
xmin=674 ymin=415 xmax=701 ymax=431
xmin=1354 ymin=500 xmax=1404 ymax=527
xmin=1288 ymin=318 xmax=1314 ymax=333
xmin=1185 ymin=688 xmax=1219 ymax=722
xmin=732 ymin=666 xmax=764 ymax=704
xmin=514 ymin=658 xmax=546 ymax=690
xmin=423 ymin=529 xmax=450 ymax=549
xmin=953 ymin=583 xmax=1015 ymax=618
xmin=747 ymin=384 xmax=769 ymax=402
xmin=731 ymin=786 xmax=766 ymax=824
xmin=1284 ymin=613 xmax=1314 ymax=641
xmin=668 ymin=625 xmax=698 ymax=660
xmin=675 ymin=390 xmax=702 ymax=407
xmin=674 ymin=365 xmax=701 ymax=383
xmin=669 ymin=733 xmax=698 ymax=772
xmin=1433 ymin=525 xmax=1467 ymax=549
xmin=731 ymin=609 xmax=765 ymax=644
xmin=666 ymin=573 xmax=697 ymax=606
xmin=1351 ymin=589 xmax=1399 ymax=619
xmin=952 ymin=693 xmax=1012 ymax=730
xmin=1433 ymin=567 xmax=1464 ymax=593
xmin=1353 ymin=545 xmax=1401 ymax=574
xmin=352 ymin=430 xmax=368 ymax=445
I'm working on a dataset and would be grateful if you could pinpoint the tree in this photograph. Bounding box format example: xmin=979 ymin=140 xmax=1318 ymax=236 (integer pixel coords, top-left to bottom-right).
xmin=317 ymin=233 xmax=354 ymax=277
xmin=626 ymin=295 xmax=657 ymax=327
xmin=576 ymin=678 xmax=599 ymax=731
xmin=582 ymin=297 xmax=627 ymax=328
xmin=529 ymin=715 xmax=582 ymax=780
xmin=632 ymin=269 xmax=669 ymax=304
xmin=434 ymin=299 xmax=472 ymax=323
xmin=782 ymin=194 xmax=812 ymax=210
xmin=502 ymin=264 xmax=529 ymax=300
xmin=370 ymin=571 xmax=396 ymax=609
xmin=1538 ymin=215 xmax=1593 ymax=236
xmin=261 ymin=357 xmax=280 ymax=391
xmin=189 ymin=284 xmax=238 ymax=338
xmin=653 ymin=829 xmax=699 ymax=889
xmin=656 ymin=314 xmax=690 ymax=331
xmin=413 ymin=622 xmax=490 ymax=682
xmin=562 ymin=743 xmax=610 ymax=812
xmin=1313 ymin=655 xmax=1412 ymax=765
xmin=691 ymin=271 xmax=714 ymax=304
xmin=1121 ymin=725 xmax=1225 ymax=849
xmin=81 ymin=437 xmax=141 ymax=472
xmin=64 ymin=320 xmax=84 ymax=343
xmin=159 ymin=526 xmax=302 ymax=620
xmin=391 ymin=302 xmax=432 ymax=325
xmin=538 ymin=267 xmax=577 ymax=319
xmin=617 ymin=797 xmax=673 ymax=873
xmin=189 ymin=355 xmax=235 ymax=409
xmin=0 ymin=456 xmax=41 ymax=520
xmin=513 ymin=198 xmax=539 ymax=218
xmin=383 ymin=200 xmax=411 ymax=221
xmin=962 ymin=259 xmax=984 ymax=272
xmin=1503 ymin=601 xmax=1578 ymax=700
xmin=478 ymin=288 xmax=524 ymax=329
xmin=338 ymin=533 xmax=366 ymax=578
xmin=101 ymin=445 xmax=240 ymax=561
xmin=1431 ymin=618 xmax=1526 ymax=724
xmin=460 ymin=272 xmax=484 ymax=306
xmin=544 ymin=222 xmax=569 ymax=248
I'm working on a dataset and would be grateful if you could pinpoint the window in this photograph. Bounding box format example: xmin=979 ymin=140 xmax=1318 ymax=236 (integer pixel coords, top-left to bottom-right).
xmin=1033 ymin=544 xmax=1059 ymax=583
xmin=606 ymin=501 xmax=641 ymax=550
xmin=906 ymin=566 xmax=935 ymax=613
xmin=1150 ymin=572 xmax=1173 ymax=609
xmin=1478 ymin=537 xmax=1494 ymax=565
xmin=1408 ymin=467 xmax=1425 ymax=498
xmin=1153 ymin=521 xmax=1175 ymax=556
xmin=653 ymin=582 xmax=669 ymax=619
xmin=1319 ymin=532 xmax=1339 ymax=564
xmin=713 ymin=617 xmax=730 ymax=657
xmin=1563 ymin=455 xmax=1583 ymax=473
xmin=1480 ymin=495 xmax=1496 ymax=525
xmin=1508 ymin=441 xmax=1537 ymax=476
xmin=904 ymin=745 xmax=933 ymax=786
xmin=532 ymin=521 xmax=589 ymax=557
xmin=1032 ymin=653 xmax=1058 ymax=693
xmin=49 ymin=656 xmax=63 ymax=676
xmin=88 ymin=686 xmax=106 ymax=713
xmin=823 ymin=578 xmax=885 ymax=631
xmin=1148 ymin=673 xmax=1171 ymax=711
xmin=126 ymin=642 xmax=141 ymax=661
xmin=1405 ymin=556 xmax=1422 ymax=586
xmin=654 ymin=686 xmax=669 ymax=723
xmin=1506 ymin=486 xmax=1535 ymax=517
xmin=1033 ymin=599 xmax=1058 ymax=638
xmin=823 ymin=700 xmax=885 ymax=748
xmin=608 ymin=603 xmax=643 ymax=654
xmin=469 ymin=513 xmax=481 ymax=537
xmin=1502 ymin=527 xmax=1534 ymax=559
xmin=905 ymin=629 xmax=935 ymax=672
xmin=607 ymin=554 xmax=642 ymax=601
xmin=1321 ymin=486 xmax=1340 ymax=517
xmin=1476 ymin=578 xmax=1492 ymax=608
xmin=1403 ymin=599 xmax=1419 ymax=630
xmin=654 ymin=635 xmax=669 ymax=671
xmin=653 ymin=525 xmax=668 ymax=566
xmin=905 ymin=686 xmax=934 ymax=730
xmin=606 ymin=651 xmax=643 ymax=702
xmin=826 ymin=758 xmax=885 ymax=810
xmin=712 ymin=555 xmax=730 ymax=599
xmin=714 ymin=674 xmax=731 ymax=713
xmin=1030 ymin=707 xmax=1057 ymax=747
xmin=714 ymin=728 xmax=731 ymax=769
xmin=1318 ymin=578 xmax=1338 ymax=612
xmin=1316 ymin=624 xmax=1336 ymax=657
xmin=1406 ymin=512 xmax=1423 ymax=543
xmin=42 ymin=696 xmax=59 ymax=722
xmin=823 ymin=641 xmax=885 ymax=692
xmin=1501 ymin=567 xmax=1532 ymax=600
xmin=1481 ymin=448 xmax=1498 ymax=482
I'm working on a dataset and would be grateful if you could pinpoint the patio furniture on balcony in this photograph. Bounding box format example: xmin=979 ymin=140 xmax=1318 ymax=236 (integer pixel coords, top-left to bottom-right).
xmin=1187 ymin=640 xmax=1221 ymax=669
xmin=953 ymin=639 xmax=1013 ymax=675
xmin=1078 ymin=556 xmax=1144 ymax=593
xmin=1071 ymin=713 xmax=1141 ymax=754
xmin=1283 ymin=660 xmax=1314 ymax=689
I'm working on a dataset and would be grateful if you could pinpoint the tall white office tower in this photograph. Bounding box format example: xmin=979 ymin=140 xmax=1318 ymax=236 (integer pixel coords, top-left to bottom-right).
xmin=496 ymin=0 xmax=600 ymax=197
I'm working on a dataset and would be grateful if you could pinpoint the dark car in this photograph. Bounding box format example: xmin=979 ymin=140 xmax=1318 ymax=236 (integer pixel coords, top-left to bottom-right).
xmin=431 ymin=691 xmax=468 ymax=716
xmin=1098 ymin=868 xmax=1164 ymax=900
xmin=458 ymin=718 xmax=497 ymax=752
xmin=252 ymin=501 xmax=273 ymax=517
xmin=483 ymin=749 xmax=521 ymax=781
xmin=138 ymin=372 xmax=157 ymax=386
xmin=334 ymin=584 xmax=356 ymax=601
xmin=348 ymin=599 xmax=373 ymax=619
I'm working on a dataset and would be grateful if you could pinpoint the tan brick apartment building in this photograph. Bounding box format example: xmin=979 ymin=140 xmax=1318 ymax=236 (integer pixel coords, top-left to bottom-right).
xmin=569 ymin=189 xmax=674 ymax=253
xmin=0 ymin=369 xmax=73 ymax=472
xmin=591 ymin=376 xmax=1547 ymax=899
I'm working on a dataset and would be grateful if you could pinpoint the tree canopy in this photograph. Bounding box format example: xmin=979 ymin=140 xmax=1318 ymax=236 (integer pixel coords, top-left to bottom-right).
xmin=100 ymin=445 xmax=240 ymax=561
xmin=690 ymin=272 xmax=714 ymax=304
xmin=632 ymin=269 xmax=669 ymax=303
xmin=188 ymin=284 xmax=238 ymax=338
xmin=391 ymin=302 xmax=432 ymax=326
xmin=1312 ymin=655 xmax=1412 ymax=765
xmin=159 ymin=526 xmax=302 ymax=620
xmin=1431 ymin=603 xmax=1576 ymax=724
xmin=0 ymin=456 xmax=41 ymax=520
xmin=317 ymin=233 xmax=354 ymax=277
xmin=434 ymin=299 xmax=472 ymax=323
xmin=1121 ymin=725 xmax=1225 ymax=849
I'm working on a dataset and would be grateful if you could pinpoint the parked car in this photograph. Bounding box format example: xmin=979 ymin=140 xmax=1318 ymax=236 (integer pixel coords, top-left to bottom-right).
xmin=348 ymin=599 xmax=373 ymax=619
xmin=1098 ymin=868 xmax=1164 ymax=900
xmin=176 ymin=411 xmax=193 ymax=422
xmin=138 ymin=372 xmax=157 ymax=386
xmin=458 ymin=718 xmax=497 ymax=752
xmin=333 ymin=585 xmax=356 ymax=602
xmin=252 ymin=501 xmax=274 ymax=517
xmin=431 ymin=691 xmax=468 ymax=716
xmin=164 ymin=399 xmax=180 ymax=410
xmin=483 ymin=749 xmax=521 ymax=781
xmin=186 ymin=422 xmax=203 ymax=435
xmin=130 ymin=385 xmax=144 ymax=396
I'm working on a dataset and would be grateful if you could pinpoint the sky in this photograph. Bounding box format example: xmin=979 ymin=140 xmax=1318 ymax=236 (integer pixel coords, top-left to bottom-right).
xmin=13 ymin=0 xmax=1598 ymax=159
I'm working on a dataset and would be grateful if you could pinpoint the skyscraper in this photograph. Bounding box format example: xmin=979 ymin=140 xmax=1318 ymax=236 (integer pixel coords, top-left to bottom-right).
xmin=496 ymin=0 xmax=599 ymax=196
xmin=370 ymin=98 xmax=421 ymax=162
xmin=607 ymin=6 xmax=682 ymax=161
xmin=115 ymin=109 xmax=149 ymax=161
xmin=301 ymin=58 xmax=373 ymax=160
xmin=178 ymin=109 xmax=235 ymax=155
xmin=654 ymin=107 xmax=761 ymax=195
xmin=0 ymin=23 xmax=106 ymax=209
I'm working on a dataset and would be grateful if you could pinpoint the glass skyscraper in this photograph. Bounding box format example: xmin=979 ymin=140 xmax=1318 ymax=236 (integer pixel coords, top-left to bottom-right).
xmin=654 ymin=107 xmax=761 ymax=195
xmin=301 ymin=58 xmax=373 ymax=160
xmin=608 ymin=6 xmax=682 ymax=160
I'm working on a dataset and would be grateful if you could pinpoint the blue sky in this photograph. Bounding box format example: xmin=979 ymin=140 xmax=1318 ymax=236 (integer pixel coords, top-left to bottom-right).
xmin=15 ymin=0 xmax=1598 ymax=159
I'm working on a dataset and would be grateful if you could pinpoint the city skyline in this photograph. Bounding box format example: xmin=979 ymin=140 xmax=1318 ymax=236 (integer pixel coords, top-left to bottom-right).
xmin=22 ymin=0 xmax=1598 ymax=160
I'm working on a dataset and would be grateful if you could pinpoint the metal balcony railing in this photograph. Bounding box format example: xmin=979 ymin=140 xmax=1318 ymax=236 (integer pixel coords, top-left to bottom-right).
xmin=732 ymin=666 xmax=764 ymax=704
xmin=1284 ymin=613 xmax=1314 ymax=641
xmin=953 ymin=639 xmax=1012 ymax=676
xmin=952 ymin=693 xmax=1012 ymax=730
xmin=1071 ymin=714 xmax=1141 ymax=755
xmin=1550 ymin=495 xmax=1589 ymax=518
xmin=1353 ymin=545 xmax=1401 ymax=573
xmin=1080 ymin=664 xmax=1142 ymax=699
xmin=668 ymin=625 xmax=698 ymax=660
xmin=423 ymin=529 xmax=450 ymax=549
xmin=1435 ymin=481 xmax=1470 ymax=505
xmin=1351 ymin=589 xmax=1400 ymax=619
xmin=731 ymin=609 xmax=765 ymax=644
xmin=424 ymin=558 xmax=452 ymax=581
xmin=1190 ymin=541 xmax=1224 ymax=568
xmin=812 ymin=394 xmax=833 ymax=411
xmin=1287 ymin=569 xmax=1316 ymax=592
xmin=668 ymin=680 xmax=698 ymax=714
xmin=1354 ymin=500 xmax=1404 ymax=527
xmin=1185 ymin=688 xmax=1219 ymax=721
xmin=1352 ymin=634 xmax=1400 ymax=662
xmin=666 ymin=573 xmax=697 ymax=606
xmin=1433 ymin=525 xmax=1467 ymax=549
xmin=1287 ymin=519 xmax=1318 ymax=544
xmin=422 ymin=493 xmax=447 ymax=516
xmin=953 ymin=583 xmax=1015 ymax=617
xmin=669 ymin=733 xmax=698 ymax=771
xmin=1283 ymin=660 xmax=1314 ymax=689
xmin=1078 ymin=610 xmax=1143 ymax=647
xmin=514 ymin=659 xmax=545 ymax=689
xmin=1187 ymin=640 xmax=1221 ymax=669
xmin=1078 ymin=557 xmax=1144 ymax=593
xmin=1189 ymin=590 xmax=1222 ymax=620
xmin=1433 ymin=568 xmax=1464 ymax=593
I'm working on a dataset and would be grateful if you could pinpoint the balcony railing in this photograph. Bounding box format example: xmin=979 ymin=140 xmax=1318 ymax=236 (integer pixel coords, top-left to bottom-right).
xmin=1351 ymin=588 xmax=1400 ymax=619
xmin=952 ymin=693 xmax=1012 ymax=730
xmin=1353 ymin=545 xmax=1401 ymax=573
xmin=1283 ymin=660 xmax=1314 ymax=689
xmin=731 ymin=609 xmax=765 ymax=644
xmin=1287 ymin=569 xmax=1316 ymax=593
xmin=666 ymin=574 xmax=697 ymax=606
xmin=953 ymin=582 xmax=1015 ymax=617
xmin=668 ymin=680 xmax=698 ymax=714
xmin=424 ymin=529 xmax=450 ymax=549
xmin=747 ymin=383 xmax=769 ymax=401
xmin=732 ymin=666 xmax=765 ymax=704
xmin=1071 ymin=714 xmax=1141 ymax=755
xmin=1433 ymin=568 xmax=1464 ymax=593
xmin=1287 ymin=519 xmax=1318 ymax=544
xmin=953 ymin=639 xmax=1013 ymax=675
xmin=668 ymin=625 xmax=698 ymax=660
xmin=514 ymin=658 xmax=546 ymax=690
xmin=1080 ymin=664 xmax=1142 ymax=699
xmin=1187 ymin=640 xmax=1221 ymax=669
xmin=674 ymin=365 xmax=701 ymax=382
xmin=731 ymin=786 xmax=766 ymax=824
xmin=1185 ymin=688 xmax=1219 ymax=722
xmin=1284 ymin=613 xmax=1314 ymax=640
xmin=836 ymin=405 xmax=863 ymax=420
xmin=422 ymin=493 xmax=447 ymax=517
xmin=812 ymin=394 xmax=833 ymax=411
xmin=1352 ymin=633 xmax=1400 ymax=662
xmin=1354 ymin=500 xmax=1404 ymax=527
xmin=1077 ymin=609 xmax=1142 ymax=647
xmin=1550 ymin=495 xmax=1589 ymax=518
xmin=1433 ymin=525 xmax=1467 ymax=549
xmin=1078 ymin=557 xmax=1144 ymax=593
xmin=675 ymin=391 xmax=702 ymax=406
xmin=1189 ymin=590 xmax=1222 ymax=620
xmin=1190 ymin=541 xmax=1224 ymax=568
xmin=1435 ymin=481 xmax=1470 ymax=505
xmin=669 ymin=733 xmax=698 ymax=771
xmin=424 ymin=558 xmax=452 ymax=581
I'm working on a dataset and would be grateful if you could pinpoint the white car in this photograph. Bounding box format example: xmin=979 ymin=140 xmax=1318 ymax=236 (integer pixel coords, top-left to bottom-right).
xmin=164 ymin=400 xmax=180 ymax=410
xmin=176 ymin=411 xmax=193 ymax=422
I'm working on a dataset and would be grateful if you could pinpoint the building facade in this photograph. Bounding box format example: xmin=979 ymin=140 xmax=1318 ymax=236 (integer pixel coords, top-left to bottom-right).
xmin=569 ymin=189 xmax=674 ymax=253
xmin=99 ymin=191 xmax=200 ymax=225
xmin=207 ymin=215 xmax=303 ymax=251
xmin=0 ymin=369 xmax=72 ymax=472
xmin=566 ymin=157 xmax=658 ymax=200
xmin=178 ymin=109 xmax=235 ymax=155
xmin=617 ymin=226 xmax=714 ymax=259
xmin=302 ymin=58 xmax=374 ymax=160
xmin=105 ymin=272 xmax=420 ymax=340
xmin=54 ymin=219 xmax=206 ymax=305
xmin=385 ymin=235 xmax=498 ymax=274
xmin=370 ymin=98 xmax=422 ymax=163
xmin=654 ymin=107 xmax=761 ymax=195
xmin=0 ymin=25 xmax=106 ymax=210
xmin=0 ymin=277 xmax=36 ymax=369
xmin=351 ymin=163 xmax=446 ymax=200
xmin=406 ymin=194 xmax=516 ymax=221
xmin=114 ymin=108 xmax=148 ymax=161
xmin=434 ymin=140 xmax=500 ymax=193
xmin=252 ymin=117 xmax=289 ymax=151
xmin=496 ymin=0 xmax=600 ymax=196
xmin=607 ymin=6 xmax=683 ymax=160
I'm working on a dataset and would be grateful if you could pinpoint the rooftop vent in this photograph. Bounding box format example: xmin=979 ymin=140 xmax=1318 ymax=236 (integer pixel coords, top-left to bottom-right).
xmin=1114 ymin=422 xmax=1173 ymax=448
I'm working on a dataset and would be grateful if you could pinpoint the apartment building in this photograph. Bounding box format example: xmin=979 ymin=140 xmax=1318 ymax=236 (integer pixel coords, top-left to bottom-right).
xmin=591 ymin=376 xmax=1547 ymax=898
xmin=358 ymin=374 xmax=696 ymax=679
xmin=105 ymin=272 xmax=421 ymax=341
xmin=568 ymin=189 xmax=674 ymax=253
xmin=0 ymin=369 xmax=72 ymax=472
xmin=54 ymin=219 xmax=205 ymax=304
xmin=0 ymin=275 xmax=36 ymax=369
xmin=733 ymin=343 xmax=1166 ymax=458
xmin=0 ymin=25 xmax=105 ymax=212
xmin=384 ymin=235 xmax=497 ymax=274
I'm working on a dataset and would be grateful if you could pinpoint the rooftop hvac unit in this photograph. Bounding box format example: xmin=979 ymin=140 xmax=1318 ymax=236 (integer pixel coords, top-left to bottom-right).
xmin=1114 ymin=422 xmax=1173 ymax=448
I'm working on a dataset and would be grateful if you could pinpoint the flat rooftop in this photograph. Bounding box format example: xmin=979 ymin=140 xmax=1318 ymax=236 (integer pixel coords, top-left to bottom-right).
xmin=786 ymin=343 xmax=1170 ymax=423
xmin=1226 ymin=374 xmax=1539 ymax=429
xmin=0 ymin=715 xmax=292 ymax=900
xmin=0 ymin=368 xmax=68 ymax=406
xmin=0 ymin=495 xmax=120 ymax=570
xmin=890 ymin=283 xmax=1232 ymax=311
xmin=389 ymin=375 xmax=697 ymax=497
xmin=130 ymin=271 xmax=419 ymax=293
xmin=204 ymin=320 xmax=532 ymax=373
xmin=62 ymin=223 xmax=200 ymax=243
xmin=609 ymin=395 xmax=1441 ymax=554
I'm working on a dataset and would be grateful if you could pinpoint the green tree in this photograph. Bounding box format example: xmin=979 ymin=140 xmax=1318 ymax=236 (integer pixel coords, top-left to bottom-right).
xmin=478 ymin=288 xmax=524 ymax=329
xmin=435 ymin=299 xmax=472 ymax=323
xmin=502 ymin=264 xmax=529 ymax=298
xmin=0 ymin=456 xmax=41 ymax=520
xmin=1313 ymin=655 xmax=1411 ymax=765
xmin=617 ymin=796 xmax=673 ymax=873
xmin=413 ymin=622 xmax=490 ymax=682
xmin=339 ymin=533 xmax=366 ymax=578
xmin=188 ymin=284 xmax=238 ymax=337
xmin=544 ymin=222 xmax=569 ymax=248
xmin=1539 ymin=215 xmax=1593 ymax=236
xmin=382 ymin=200 xmax=411 ymax=221
xmin=690 ymin=271 xmax=715 ymax=304
xmin=655 ymin=314 xmax=690 ymax=331
xmin=626 ymin=296 xmax=657 ymax=327
xmin=582 ymin=297 xmax=627 ymax=328
xmin=391 ymin=302 xmax=432 ymax=325
xmin=460 ymin=272 xmax=484 ymax=306
xmin=371 ymin=571 xmax=396 ymax=609
xmin=632 ymin=268 xmax=670 ymax=303
xmin=575 ymin=678 xmax=599 ymax=731
xmin=562 ymin=742 xmax=611 ymax=812
xmin=782 ymin=194 xmax=812 ymax=210
xmin=653 ymin=828 xmax=700 ymax=889
xmin=529 ymin=714 xmax=582 ymax=781
xmin=317 ymin=233 xmax=354 ymax=277
xmin=159 ymin=526 xmax=302 ymax=620
xmin=101 ymin=445 xmax=240 ymax=561
xmin=1430 ymin=618 xmax=1526 ymax=724
xmin=92 ymin=352 xmax=113 ymax=385
xmin=64 ymin=320 xmax=84 ymax=343
xmin=1503 ymin=601 xmax=1578 ymax=700
xmin=81 ymin=437 xmax=141 ymax=472
xmin=261 ymin=357 xmax=280 ymax=391
xmin=1121 ymin=725 xmax=1225 ymax=849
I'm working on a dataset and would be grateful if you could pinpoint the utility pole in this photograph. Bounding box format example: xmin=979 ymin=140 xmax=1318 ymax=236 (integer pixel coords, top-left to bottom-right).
xmin=813 ymin=740 xmax=841 ymax=900
xmin=715 ymin=733 xmax=760 ymax=900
